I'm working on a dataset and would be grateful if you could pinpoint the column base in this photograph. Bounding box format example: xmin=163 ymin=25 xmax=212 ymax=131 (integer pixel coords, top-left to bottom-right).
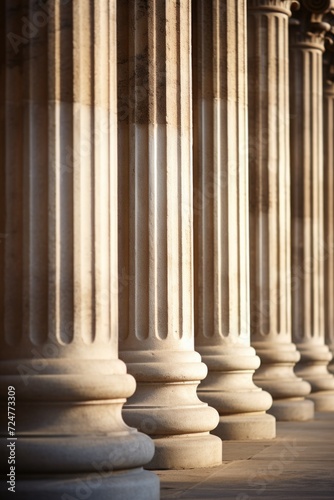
xmin=294 ymin=343 xmax=334 ymax=410
xmin=0 ymin=360 xmax=158 ymax=498
xmin=267 ymin=398 xmax=314 ymax=421
xmin=252 ymin=341 xmax=313 ymax=421
xmin=121 ymin=349 xmax=222 ymax=469
xmin=307 ymin=391 xmax=334 ymax=411
xmin=211 ymin=413 xmax=276 ymax=440
xmin=146 ymin=433 xmax=222 ymax=469
xmin=3 ymin=469 xmax=160 ymax=500
xmin=197 ymin=344 xmax=275 ymax=440
xmin=328 ymin=347 xmax=334 ymax=374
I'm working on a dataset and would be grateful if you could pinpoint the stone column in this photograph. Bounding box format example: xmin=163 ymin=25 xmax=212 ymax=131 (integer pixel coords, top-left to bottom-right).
xmin=247 ymin=0 xmax=314 ymax=421
xmin=324 ymin=32 xmax=334 ymax=373
xmin=289 ymin=0 xmax=334 ymax=411
xmin=192 ymin=0 xmax=275 ymax=440
xmin=0 ymin=1 xmax=159 ymax=499
xmin=117 ymin=0 xmax=222 ymax=469
xmin=323 ymin=32 xmax=334 ymax=374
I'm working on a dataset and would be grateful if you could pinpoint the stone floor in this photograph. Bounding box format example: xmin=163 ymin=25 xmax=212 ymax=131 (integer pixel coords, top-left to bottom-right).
xmin=155 ymin=412 xmax=334 ymax=499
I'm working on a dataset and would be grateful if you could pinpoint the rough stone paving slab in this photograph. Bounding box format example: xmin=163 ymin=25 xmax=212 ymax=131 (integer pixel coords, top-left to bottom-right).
xmin=156 ymin=411 xmax=334 ymax=499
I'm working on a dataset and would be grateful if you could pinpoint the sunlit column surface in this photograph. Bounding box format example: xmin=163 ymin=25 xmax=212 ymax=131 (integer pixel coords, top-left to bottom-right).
xmin=117 ymin=0 xmax=222 ymax=469
xmin=289 ymin=0 xmax=334 ymax=410
xmin=0 ymin=1 xmax=159 ymax=498
xmin=192 ymin=0 xmax=275 ymax=440
xmin=247 ymin=0 xmax=314 ymax=421
xmin=323 ymin=28 xmax=334 ymax=375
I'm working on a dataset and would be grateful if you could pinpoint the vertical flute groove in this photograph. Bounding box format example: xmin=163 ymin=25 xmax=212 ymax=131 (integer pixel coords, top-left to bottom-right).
xmin=118 ymin=0 xmax=222 ymax=466
xmin=247 ymin=1 xmax=314 ymax=420
xmin=192 ymin=0 xmax=275 ymax=440
xmin=324 ymin=74 xmax=334 ymax=359
xmin=291 ymin=44 xmax=325 ymax=343
xmin=289 ymin=4 xmax=334 ymax=410
xmin=119 ymin=0 xmax=192 ymax=344
xmin=194 ymin=0 xmax=250 ymax=342
xmin=249 ymin=4 xmax=292 ymax=340
xmin=1 ymin=0 xmax=117 ymax=351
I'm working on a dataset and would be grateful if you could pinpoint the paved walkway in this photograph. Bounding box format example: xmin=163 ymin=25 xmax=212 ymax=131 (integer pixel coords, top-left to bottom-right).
xmin=156 ymin=412 xmax=334 ymax=499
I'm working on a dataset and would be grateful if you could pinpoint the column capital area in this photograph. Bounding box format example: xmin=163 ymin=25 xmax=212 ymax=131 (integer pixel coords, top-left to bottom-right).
xmin=290 ymin=2 xmax=334 ymax=50
xmin=324 ymin=76 xmax=334 ymax=92
xmin=324 ymin=25 xmax=334 ymax=85
xmin=302 ymin=0 xmax=334 ymax=13
xmin=248 ymin=0 xmax=298 ymax=15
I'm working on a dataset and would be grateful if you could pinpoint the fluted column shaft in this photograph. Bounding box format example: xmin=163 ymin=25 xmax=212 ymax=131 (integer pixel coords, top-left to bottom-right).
xmin=192 ymin=0 xmax=275 ymax=440
xmin=0 ymin=1 xmax=159 ymax=498
xmin=323 ymin=48 xmax=334 ymax=374
xmin=117 ymin=0 xmax=222 ymax=469
xmin=248 ymin=0 xmax=313 ymax=421
xmin=289 ymin=1 xmax=334 ymax=411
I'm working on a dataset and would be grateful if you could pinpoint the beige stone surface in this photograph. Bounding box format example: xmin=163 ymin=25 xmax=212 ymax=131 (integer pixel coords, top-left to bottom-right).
xmin=191 ymin=0 xmax=275 ymax=441
xmin=0 ymin=1 xmax=159 ymax=498
xmin=157 ymin=412 xmax=334 ymax=499
xmin=117 ymin=0 xmax=222 ymax=469
xmin=1 ymin=1 xmax=334 ymax=498
xmin=247 ymin=0 xmax=313 ymax=421
xmin=289 ymin=2 xmax=334 ymax=411
xmin=324 ymin=46 xmax=334 ymax=376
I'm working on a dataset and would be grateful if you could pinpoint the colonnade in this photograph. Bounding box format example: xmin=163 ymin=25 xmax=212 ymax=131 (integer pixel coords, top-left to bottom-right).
xmin=1 ymin=1 xmax=334 ymax=499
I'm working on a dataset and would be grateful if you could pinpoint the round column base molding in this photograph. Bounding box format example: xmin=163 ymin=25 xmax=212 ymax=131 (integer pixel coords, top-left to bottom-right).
xmin=267 ymin=398 xmax=314 ymax=421
xmin=0 ymin=431 xmax=155 ymax=474
xmin=293 ymin=370 xmax=334 ymax=393
xmin=328 ymin=347 xmax=334 ymax=375
xmin=121 ymin=348 xmax=221 ymax=468
xmin=211 ymin=413 xmax=276 ymax=441
xmin=0 ymin=469 xmax=160 ymax=500
xmin=198 ymin=386 xmax=273 ymax=416
xmin=253 ymin=377 xmax=312 ymax=401
xmin=307 ymin=391 xmax=334 ymax=412
xmin=146 ymin=433 xmax=222 ymax=469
